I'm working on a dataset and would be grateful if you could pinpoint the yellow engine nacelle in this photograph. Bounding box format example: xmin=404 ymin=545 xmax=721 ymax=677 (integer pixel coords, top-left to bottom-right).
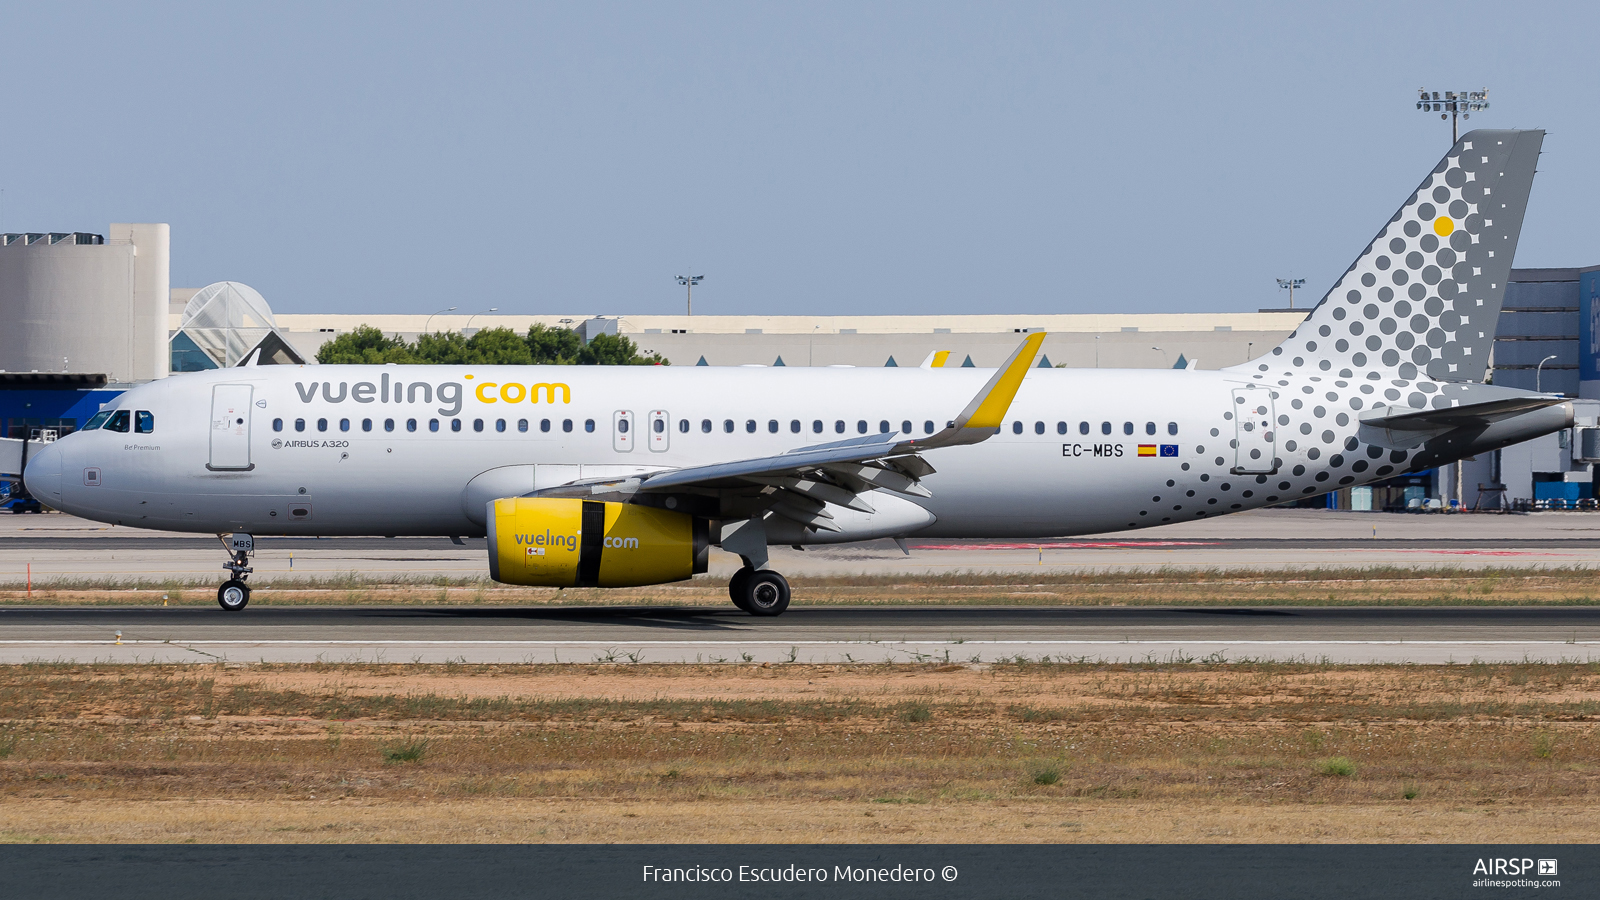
xmin=486 ymin=497 xmax=709 ymax=587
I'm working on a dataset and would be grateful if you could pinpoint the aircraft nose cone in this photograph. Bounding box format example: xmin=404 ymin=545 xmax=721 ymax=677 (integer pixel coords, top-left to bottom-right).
xmin=24 ymin=442 xmax=62 ymax=504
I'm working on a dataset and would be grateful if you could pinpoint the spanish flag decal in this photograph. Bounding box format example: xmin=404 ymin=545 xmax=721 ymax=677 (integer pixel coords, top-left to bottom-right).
xmin=1137 ymin=445 xmax=1157 ymax=457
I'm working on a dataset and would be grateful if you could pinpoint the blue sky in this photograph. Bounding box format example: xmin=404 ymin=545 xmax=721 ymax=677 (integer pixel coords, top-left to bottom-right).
xmin=2 ymin=2 xmax=1596 ymax=317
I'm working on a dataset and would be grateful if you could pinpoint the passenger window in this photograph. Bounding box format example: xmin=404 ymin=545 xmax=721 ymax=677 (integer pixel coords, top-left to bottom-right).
xmin=133 ymin=411 xmax=155 ymax=434
xmin=813 ymin=420 xmax=824 ymax=434
xmin=295 ymin=418 xmax=306 ymax=432
xmin=834 ymin=420 xmax=845 ymax=434
xmin=1123 ymin=422 xmax=1133 ymax=435
xmin=767 ymin=419 xmax=778 ymax=433
xmin=654 ymin=418 xmax=665 ymax=433
xmin=856 ymin=420 xmax=867 ymax=434
xmin=474 ymin=419 xmax=485 ymax=432
xmin=407 ymin=419 xmax=417 ymax=432
xmin=541 ymin=419 xmax=551 ymax=433
xmin=385 ymin=418 xmax=395 ymax=432
xmin=1012 ymin=421 xmax=1023 ymax=435
xmin=745 ymin=419 xmax=756 ymax=433
xmin=1034 ymin=421 xmax=1045 ymax=435
xmin=562 ymin=419 xmax=573 ymax=433
xmin=452 ymin=419 xmax=462 ymax=432
xmin=429 ymin=419 xmax=440 ymax=432
xmin=924 ymin=420 xmax=934 ymax=434
xmin=790 ymin=420 xmax=801 ymax=434
xmin=271 ymin=417 xmax=283 ymax=432
xmin=584 ymin=419 xmax=595 ymax=433
xmin=1057 ymin=422 xmax=1067 ymax=435
xmin=1100 ymin=421 xmax=1111 ymax=435
xmin=1145 ymin=422 xmax=1156 ymax=435
xmin=518 ymin=419 xmax=529 ymax=433
xmin=702 ymin=419 xmax=713 ymax=433
xmin=901 ymin=420 xmax=912 ymax=434
xmin=363 ymin=419 xmax=373 ymax=432
xmin=1168 ymin=422 xmax=1178 ymax=435
xmin=878 ymin=420 xmax=890 ymax=433
xmin=679 ymin=419 xmax=690 ymax=433
xmin=317 ymin=418 xmax=328 ymax=432
xmin=1079 ymin=421 xmax=1090 ymax=435
xmin=723 ymin=419 xmax=734 ymax=434
xmin=495 ymin=419 xmax=506 ymax=433
xmin=339 ymin=418 xmax=350 ymax=432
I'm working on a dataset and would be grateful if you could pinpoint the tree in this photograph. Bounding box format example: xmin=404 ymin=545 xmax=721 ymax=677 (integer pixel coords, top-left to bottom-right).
xmin=577 ymin=333 xmax=667 ymax=366
xmin=316 ymin=323 xmax=667 ymax=367
xmin=316 ymin=326 xmax=415 ymax=364
xmin=525 ymin=323 xmax=584 ymax=364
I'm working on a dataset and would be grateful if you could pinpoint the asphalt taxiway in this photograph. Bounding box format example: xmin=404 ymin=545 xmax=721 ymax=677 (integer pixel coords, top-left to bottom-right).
xmin=5 ymin=604 xmax=1598 ymax=665
xmin=5 ymin=508 xmax=1600 ymax=584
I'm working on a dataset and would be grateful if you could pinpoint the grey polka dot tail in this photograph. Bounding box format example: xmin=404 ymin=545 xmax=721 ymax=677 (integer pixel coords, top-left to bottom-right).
xmin=1122 ymin=129 xmax=1571 ymax=529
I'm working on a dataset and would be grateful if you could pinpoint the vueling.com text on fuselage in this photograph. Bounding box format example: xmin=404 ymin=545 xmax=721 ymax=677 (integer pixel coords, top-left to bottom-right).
xmin=294 ymin=377 xmax=571 ymax=417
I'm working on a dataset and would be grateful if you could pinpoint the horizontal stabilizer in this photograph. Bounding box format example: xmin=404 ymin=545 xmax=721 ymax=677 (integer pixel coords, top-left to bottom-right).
xmin=1358 ymin=395 xmax=1565 ymax=432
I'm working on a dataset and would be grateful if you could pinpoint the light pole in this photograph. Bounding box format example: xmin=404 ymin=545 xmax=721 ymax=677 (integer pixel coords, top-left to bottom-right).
xmin=1246 ymin=341 xmax=1254 ymax=363
xmin=676 ymin=275 xmax=703 ymax=316
xmin=1152 ymin=345 xmax=1169 ymax=368
xmin=1417 ymin=88 xmax=1488 ymax=144
xmin=424 ymin=306 xmax=457 ymax=334
xmin=1537 ymin=354 xmax=1559 ymax=393
xmin=464 ymin=308 xmax=499 ymax=333
xmin=1276 ymin=278 xmax=1305 ymax=309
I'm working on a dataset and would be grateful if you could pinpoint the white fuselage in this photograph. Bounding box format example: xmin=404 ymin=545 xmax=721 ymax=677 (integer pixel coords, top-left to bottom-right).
xmin=26 ymin=362 xmax=1430 ymax=538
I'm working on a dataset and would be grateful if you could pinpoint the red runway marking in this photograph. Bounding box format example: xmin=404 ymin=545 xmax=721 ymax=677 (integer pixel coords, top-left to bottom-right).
xmin=910 ymin=541 xmax=1217 ymax=550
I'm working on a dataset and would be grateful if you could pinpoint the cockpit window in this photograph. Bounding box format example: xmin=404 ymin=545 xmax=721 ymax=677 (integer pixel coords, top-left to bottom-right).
xmin=135 ymin=411 xmax=155 ymax=434
xmin=83 ymin=411 xmax=112 ymax=431
xmin=104 ymin=410 xmax=131 ymax=433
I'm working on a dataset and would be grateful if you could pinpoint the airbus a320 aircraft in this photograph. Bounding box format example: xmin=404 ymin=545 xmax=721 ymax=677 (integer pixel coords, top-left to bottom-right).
xmin=8 ymin=129 xmax=1568 ymax=615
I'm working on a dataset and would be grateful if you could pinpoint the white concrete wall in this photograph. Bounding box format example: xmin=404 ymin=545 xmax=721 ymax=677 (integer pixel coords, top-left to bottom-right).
xmin=110 ymin=223 xmax=170 ymax=381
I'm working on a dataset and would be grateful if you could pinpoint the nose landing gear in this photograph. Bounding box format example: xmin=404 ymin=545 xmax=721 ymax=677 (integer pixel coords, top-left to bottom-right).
xmin=216 ymin=533 xmax=254 ymax=611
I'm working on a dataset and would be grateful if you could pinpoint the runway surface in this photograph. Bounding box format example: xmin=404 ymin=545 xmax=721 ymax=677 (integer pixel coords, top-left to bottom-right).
xmin=6 ymin=604 xmax=1599 ymax=665
xmin=7 ymin=508 xmax=1600 ymax=584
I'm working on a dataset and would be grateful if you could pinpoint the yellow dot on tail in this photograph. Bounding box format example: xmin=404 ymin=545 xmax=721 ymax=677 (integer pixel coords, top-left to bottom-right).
xmin=1433 ymin=216 xmax=1454 ymax=237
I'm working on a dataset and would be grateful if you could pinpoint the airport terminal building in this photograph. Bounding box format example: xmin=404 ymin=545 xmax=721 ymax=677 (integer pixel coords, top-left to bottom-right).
xmin=3 ymin=224 xmax=1598 ymax=513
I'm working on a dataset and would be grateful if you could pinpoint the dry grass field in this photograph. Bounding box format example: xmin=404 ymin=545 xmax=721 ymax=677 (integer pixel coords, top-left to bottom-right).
xmin=2 ymin=660 xmax=1599 ymax=843
xmin=6 ymin=565 xmax=1600 ymax=608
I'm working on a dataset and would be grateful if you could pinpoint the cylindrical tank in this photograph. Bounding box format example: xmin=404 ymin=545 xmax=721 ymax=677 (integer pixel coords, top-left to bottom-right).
xmin=0 ymin=224 xmax=170 ymax=383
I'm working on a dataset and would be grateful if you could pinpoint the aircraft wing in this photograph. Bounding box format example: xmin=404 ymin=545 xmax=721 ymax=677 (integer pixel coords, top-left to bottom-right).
xmin=533 ymin=333 xmax=1046 ymax=530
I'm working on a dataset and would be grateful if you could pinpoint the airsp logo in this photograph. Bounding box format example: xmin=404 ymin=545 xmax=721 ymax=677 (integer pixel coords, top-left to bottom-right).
xmin=1472 ymin=858 xmax=1553 ymax=876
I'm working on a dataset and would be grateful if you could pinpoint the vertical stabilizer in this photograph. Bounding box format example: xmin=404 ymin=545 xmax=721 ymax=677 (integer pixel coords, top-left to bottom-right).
xmin=1227 ymin=129 xmax=1543 ymax=384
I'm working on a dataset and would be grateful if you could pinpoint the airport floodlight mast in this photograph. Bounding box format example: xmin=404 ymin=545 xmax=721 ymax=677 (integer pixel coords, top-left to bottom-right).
xmin=1417 ymin=88 xmax=1488 ymax=143
xmin=676 ymin=274 xmax=703 ymax=316
xmin=1276 ymin=278 xmax=1305 ymax=309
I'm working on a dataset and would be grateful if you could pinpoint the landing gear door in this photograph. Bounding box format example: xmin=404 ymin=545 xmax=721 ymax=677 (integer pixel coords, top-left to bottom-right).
xmin=208 ymin=384 xmax=254 ymax=472
xmin=1230 ymin=386 xmax=1277 ymax=475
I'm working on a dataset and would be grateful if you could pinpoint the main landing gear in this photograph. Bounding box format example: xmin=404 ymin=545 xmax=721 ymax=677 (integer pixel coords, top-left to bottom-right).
xmin=728 ymin=567 xmax=790 ymax=616
xmin=216 ymin=533 xmax=254 ymax=612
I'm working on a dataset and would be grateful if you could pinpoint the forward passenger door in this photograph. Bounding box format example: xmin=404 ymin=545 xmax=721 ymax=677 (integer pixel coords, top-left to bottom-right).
xmin=207 ymin=384 xmax=254 ymax=472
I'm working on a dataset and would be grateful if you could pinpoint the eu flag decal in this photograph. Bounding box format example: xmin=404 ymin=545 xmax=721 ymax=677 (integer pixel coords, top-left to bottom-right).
xmin=1159 ymin=444 xmax=1179 ymax=457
